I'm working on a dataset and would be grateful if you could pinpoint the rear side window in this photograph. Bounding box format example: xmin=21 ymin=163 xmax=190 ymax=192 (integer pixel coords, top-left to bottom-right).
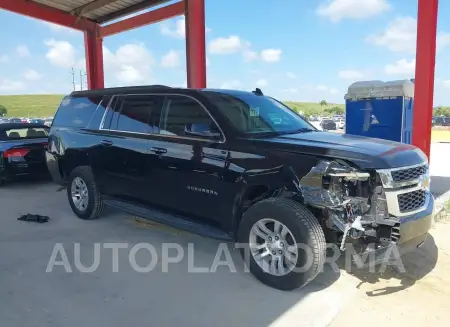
xmin=5 ymin=127 xmax=48 ymax=139
xmin=53 ymin=96 xmax=102 ymax=128
xmin=109 ymin=95 xmax=165 ymax=133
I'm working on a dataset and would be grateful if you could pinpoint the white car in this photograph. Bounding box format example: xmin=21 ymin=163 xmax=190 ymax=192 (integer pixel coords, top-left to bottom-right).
xmin=336 ymin=119 xmax=345 ymax=129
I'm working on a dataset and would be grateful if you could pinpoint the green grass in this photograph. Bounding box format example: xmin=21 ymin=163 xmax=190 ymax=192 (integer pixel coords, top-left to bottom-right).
xmin=284 ymin=101 xmax=345 ymax=116
xmin=0 ymin=94 xmax=64 ymax=118
xmin=0 ymin=94 xmax=345 ymax=118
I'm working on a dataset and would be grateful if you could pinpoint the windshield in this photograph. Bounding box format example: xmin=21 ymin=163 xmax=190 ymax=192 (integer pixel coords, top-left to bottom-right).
xmin=203 ymin=91 xmax=315 ymax=135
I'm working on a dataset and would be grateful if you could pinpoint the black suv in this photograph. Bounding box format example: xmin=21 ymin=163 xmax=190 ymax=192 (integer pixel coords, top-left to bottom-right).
xmin=46 ymin=85 xmax=433 ymax=290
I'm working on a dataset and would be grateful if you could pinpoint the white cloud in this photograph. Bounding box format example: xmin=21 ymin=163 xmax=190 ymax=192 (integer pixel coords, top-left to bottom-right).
xmin=367 ymin=16 xmax=450 ymax=54
xmin=208 ymin=36 xmax=243 ymax=54
xmin=23 ymin=69 xmax=43 ymax=81
xmin=44 ymin=39 xmax=77 ymax=68
xmin=160 ymin=17 xmax=212 ymax=39
xmin=366 ymin=17 xmax=417 ymax=53
xmin=261 ymin=49 xmax=282 ymax=62
xmin=384 ymin=58 xmax=416 ymax=76
xmin=0 ymin=78 xmax=25 ymax=93
xmin=338 ymin=70 xmax=364 ymax=79
xmin=0 ymin=55 xmax=8 ymax=63
xmin=243 ymin=48 xmax=258 ymax=61
xmin=256 ymin=79 xmax=268 ymax=87
xmin=161 ymin=50 xmax=181 ymax=68
xmin=16 ymin=45 xmax=30 ymax=58
xmin=160 ymin=17 xmax=186 ymax=39
xmin=437 ymin=33 xmax=450 ymax=50
xmin=220 ymin=80 xmax=242 ymax=89
xmin=104 ymin=43 xmax=155 ymax=84
xmin=442 ymin=80 xmax=450 ymax=89
xmin=317 ymin=0 xmax=390 ymax=22
xmin=315 ymin=84 xmax=340 ymax=95
xmin=286 ymin=72 xmax=297 ymax=79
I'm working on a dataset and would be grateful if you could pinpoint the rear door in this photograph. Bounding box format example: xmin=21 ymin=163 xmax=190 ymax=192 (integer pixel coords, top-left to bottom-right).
xmin=146 ymin=94 xmax=230 ymax=222
xmin=98 ymin=94 xmax=165 ymax=201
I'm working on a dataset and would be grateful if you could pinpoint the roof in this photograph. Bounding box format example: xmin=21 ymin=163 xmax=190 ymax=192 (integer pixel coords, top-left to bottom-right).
xmin=30 ymin=0 xmax=170 ymax=23
xmin=345 ymin=79 xmax=415 ymax=99
xmin=0 ymin=123 xmax=48 ymax=130
xmin=70 ymin=85 xmax=260 ymax=98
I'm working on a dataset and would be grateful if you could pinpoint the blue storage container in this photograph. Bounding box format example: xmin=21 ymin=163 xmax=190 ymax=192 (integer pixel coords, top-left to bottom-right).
xmin=344 ymin=80 xmax=414 ymax=143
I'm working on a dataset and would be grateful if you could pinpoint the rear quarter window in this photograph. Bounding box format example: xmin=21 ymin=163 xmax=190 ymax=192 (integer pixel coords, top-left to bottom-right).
xmin=52 ymin=96 xmax=103 ymax=128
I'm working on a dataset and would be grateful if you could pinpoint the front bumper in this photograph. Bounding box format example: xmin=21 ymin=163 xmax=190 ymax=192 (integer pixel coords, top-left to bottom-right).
xmin=363 ymin=194 xmax=434 ymax=265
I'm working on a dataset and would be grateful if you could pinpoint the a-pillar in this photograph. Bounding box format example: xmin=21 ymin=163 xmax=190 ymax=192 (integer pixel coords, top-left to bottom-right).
xmin=84 ymin=25 xmax=104 ymax=90
xmin=413 ymin=0 xmax=439 ymax=160
xmin=185 ymin=0 xmax=206 ymax=88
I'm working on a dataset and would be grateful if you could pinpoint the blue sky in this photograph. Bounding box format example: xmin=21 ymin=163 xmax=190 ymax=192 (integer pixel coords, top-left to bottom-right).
xmin=1 ymin=0 xmax=450 ymax=105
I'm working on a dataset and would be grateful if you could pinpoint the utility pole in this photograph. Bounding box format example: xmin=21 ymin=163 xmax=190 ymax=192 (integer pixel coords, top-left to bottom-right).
xmin=79 ymin=70 xmax=88 ymax=91
xmin=70 ymin=67 xmax=75 ymax=91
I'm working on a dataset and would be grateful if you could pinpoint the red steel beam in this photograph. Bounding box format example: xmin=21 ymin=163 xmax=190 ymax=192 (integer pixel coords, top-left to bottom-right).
xmin=100 ymin=1 xmax=184 ymax=38
xmin=185 ymin=0 xmax=206 ymax=88
xmin=413 ymin=0 xmax=439 ymax=161
xmin=0 ymin=0 xmax=96 ymax=31
xmin=84 ymin=26 xmax=105 ymax=90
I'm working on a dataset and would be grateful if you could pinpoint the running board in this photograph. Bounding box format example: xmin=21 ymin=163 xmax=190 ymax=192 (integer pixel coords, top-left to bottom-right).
xmin=103 ymin=198 xmax=233 ymax=241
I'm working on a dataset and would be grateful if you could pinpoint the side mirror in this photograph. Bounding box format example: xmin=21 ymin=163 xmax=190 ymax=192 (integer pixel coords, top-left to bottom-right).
xmin=185 ymin=123 xmax=221 ymax=139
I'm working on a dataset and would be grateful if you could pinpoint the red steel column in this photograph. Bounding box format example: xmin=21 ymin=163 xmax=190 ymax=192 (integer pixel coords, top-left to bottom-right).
xmin=185 ymin=0 xmax=207 ymax=88
xmin=413 ymin=0 xmax=439 ymax=160
xmin=84 ymin=25 xmax=104 ymax=90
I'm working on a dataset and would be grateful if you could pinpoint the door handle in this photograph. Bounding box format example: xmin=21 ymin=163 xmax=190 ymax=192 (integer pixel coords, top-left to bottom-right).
xmin=150 ymin=147 xmax=167 ymax=154
xmin=101 ymin=140 xmax=113 ymax=146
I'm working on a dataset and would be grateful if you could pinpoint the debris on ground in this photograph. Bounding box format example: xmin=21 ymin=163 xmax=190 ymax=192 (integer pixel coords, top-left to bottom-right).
xmin=17 ymin=214 xmax=50 ymax=223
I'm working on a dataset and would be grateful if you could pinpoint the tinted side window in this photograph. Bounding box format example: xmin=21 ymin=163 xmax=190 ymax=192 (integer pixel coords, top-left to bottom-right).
xmin=113 ymin=95 xmax=164 ymax=133
xmin=53 ymin=96 xmax=102 ymax=128
xmin=159 ymin=96 xmax=218 ymax=138
xmin=87 ymin=96 xmax=111 ymax=129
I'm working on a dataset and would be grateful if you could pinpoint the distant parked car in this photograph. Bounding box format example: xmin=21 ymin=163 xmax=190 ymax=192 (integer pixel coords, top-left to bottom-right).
xmin=9 ymin=118 xmax=22 ymax=123
xmin=30 ymin=119 xmax=45 ymax=125
xmin=44 ymin=118 xmax=53 ymax=127
xmin=320 ymin=119 xmax=336 ymax=130
xmin=0 ymin=123 xmax=50 ymax=184
xmin=336 ymin=119 xmax=345 ymax=129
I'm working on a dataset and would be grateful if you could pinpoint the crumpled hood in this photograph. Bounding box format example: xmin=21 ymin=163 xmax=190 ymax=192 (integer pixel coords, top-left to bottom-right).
xmin=254 ymin=132 xmax=427 ymax=169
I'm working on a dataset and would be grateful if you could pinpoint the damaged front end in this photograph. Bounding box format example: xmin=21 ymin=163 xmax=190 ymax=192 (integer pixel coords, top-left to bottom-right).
xmin=294 ymin=160 xmax=400 ymax=252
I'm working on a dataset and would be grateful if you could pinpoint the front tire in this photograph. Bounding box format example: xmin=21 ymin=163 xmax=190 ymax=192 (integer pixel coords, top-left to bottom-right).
xmin=67 ymin=166 xmax=104 ymax=220
xmin=237 ymin=198 xmax=326 ymax=291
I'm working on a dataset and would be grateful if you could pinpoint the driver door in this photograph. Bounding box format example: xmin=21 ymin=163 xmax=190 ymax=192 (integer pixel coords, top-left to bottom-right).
xmin=146 ymin=95 xmax=230 ymax=222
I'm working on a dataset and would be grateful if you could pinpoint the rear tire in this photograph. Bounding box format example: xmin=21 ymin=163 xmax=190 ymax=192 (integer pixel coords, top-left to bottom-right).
xmin=237 ymin=197 xmax=326 ymax=291
xmin=67 ymin=166 xmax=104 ymax=220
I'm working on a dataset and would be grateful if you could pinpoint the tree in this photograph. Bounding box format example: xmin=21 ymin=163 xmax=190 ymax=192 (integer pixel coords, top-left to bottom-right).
xmin=319 ymin=100 xmax=328 ymax=107
xmin=0 ymin=105 xmax=7 ymax=117
xmin=434 ymin=106 xmax=450 ymax=117
xmin=325 ymin=106 xmax=344 ymax=115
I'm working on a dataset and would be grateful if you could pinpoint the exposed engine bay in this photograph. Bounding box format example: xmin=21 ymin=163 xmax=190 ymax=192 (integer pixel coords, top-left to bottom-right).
xmin=295 ymin=160 xmax=400 ymax=252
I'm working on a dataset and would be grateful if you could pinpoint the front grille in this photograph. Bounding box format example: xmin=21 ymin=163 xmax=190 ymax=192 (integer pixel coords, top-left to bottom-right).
xmin=398 ymin=190 xmax=427 ymax=213
xmin=391 ymin=165 xmax=427 ymax=182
